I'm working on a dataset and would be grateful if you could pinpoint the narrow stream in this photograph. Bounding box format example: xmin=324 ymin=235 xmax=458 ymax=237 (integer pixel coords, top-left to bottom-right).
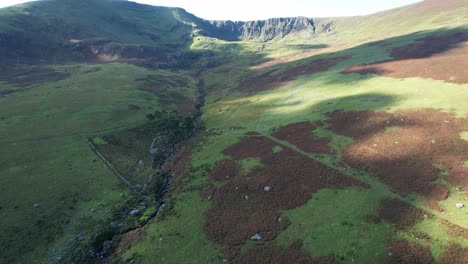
xmin=151 ymin=77 xmax=206 ymax=218
xmin=97 ymin=76 xmax=206 ymax=263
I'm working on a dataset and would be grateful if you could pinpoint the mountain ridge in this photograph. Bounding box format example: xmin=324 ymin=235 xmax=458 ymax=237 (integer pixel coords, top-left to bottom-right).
xmin=200 ymin=17 xmax=321 ymax=42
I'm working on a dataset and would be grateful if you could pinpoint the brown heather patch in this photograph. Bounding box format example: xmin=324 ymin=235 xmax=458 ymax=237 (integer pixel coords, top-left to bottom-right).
xmin=375 ymin=199 xmax=431 ymax=230
xmin=228 ymin=245 xmax=336 ymax=264
xmin=200 ymin=183 xmax=216 ymax=201
xmin=440 ymin=244 xmax=468 ymax=264
xmin=208 ymin=159 xmax=240 ymax=182
xmin=441 ymin=219 xmax=468 ymax=240
xmin=383 ymin=239 xmax=435 ymax=264
xmin=163 ymin=143 xmax=194 ymax=194
xmin=204 ymin=133 xmax=369 ymax=248
xmin=114 ymin=229 xmax=144 ymax=256
xmin=327 ymin=108 xmax=468 ymax=208
xmin=272 ymin=121 xmax=334 ymax=154
xmin=343 ymin=31 xmax=468 ymax=84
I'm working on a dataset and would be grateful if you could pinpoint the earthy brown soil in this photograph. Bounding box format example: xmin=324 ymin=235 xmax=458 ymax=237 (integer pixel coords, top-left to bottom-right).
xmin=208 ymin=159 xmax=240 ymax=182
xmin=327 ymin=108 xmax=468 ymax=208
xmin=272 ymin=121 xmax=334 ymax=154
xmin=200 ymin=183 xmax=216 ymax=201
xmin=238 ymin=56 xmax=349 ymax=93
xmin=375 ymin=199 xmax=431 ymax=229
xmin=228 ymin=245 xmax=336 ymax=264
xmin=163 ymin=142 xmax=193 ymax=194
xmin=440 ymin=244 xmax=468 ymax=264
xmin=442 ymin=219 xmax=468 ymax=239
xmin=343 ymin=32 xmax=468 ymax=84
xmin=114 ymin=229 xmax=144 ymax=256
xmin=382 ymin=239 xmax=435 ymax=264
xmin=204 ymin=133 xmax=369 ymax=246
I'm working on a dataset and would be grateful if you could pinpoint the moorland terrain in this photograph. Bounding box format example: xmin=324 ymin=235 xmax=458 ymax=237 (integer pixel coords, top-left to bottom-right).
xmin=0 ymin=0 xmax=467 ymax=263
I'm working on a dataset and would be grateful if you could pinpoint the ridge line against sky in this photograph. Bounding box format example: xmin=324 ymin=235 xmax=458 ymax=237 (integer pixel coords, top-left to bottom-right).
xmin=1 ymin=0 xmax=424 ymax=21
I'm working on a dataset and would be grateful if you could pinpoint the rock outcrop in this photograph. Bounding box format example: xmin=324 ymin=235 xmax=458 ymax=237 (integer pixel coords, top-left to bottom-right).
xmin=200 ymin=17 xmax=319 ymax=42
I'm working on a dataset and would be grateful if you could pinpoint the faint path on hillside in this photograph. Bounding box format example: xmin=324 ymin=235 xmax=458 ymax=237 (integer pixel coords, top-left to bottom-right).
xmin=82 ymin=136 xmax=134 ymax=189
xmin=0 ymin=123 xmax=145 ymax=145
xmin=262 ymin=133 xmax=467 ymax=229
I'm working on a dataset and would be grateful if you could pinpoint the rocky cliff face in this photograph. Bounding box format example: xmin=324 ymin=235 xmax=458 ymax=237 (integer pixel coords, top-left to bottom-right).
xmin=200 ymin=17 xmax=320 ymax=42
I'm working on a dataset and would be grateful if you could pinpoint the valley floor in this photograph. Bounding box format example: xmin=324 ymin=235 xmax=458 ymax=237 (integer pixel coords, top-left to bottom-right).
xmin=0 ymin=0 xmax=467 ymax=263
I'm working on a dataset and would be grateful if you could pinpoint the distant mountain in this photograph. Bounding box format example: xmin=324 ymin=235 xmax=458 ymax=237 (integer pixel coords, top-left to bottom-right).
xmin=0 ymin=0 xmax=337 ymax=64
xmin=199 ymin=17 xmax=331 ymax=42
xmin=0 ymin=0 xmax=196 ymax=63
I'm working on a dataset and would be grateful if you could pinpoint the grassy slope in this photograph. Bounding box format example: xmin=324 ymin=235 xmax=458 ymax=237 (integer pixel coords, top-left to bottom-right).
xmin=0 ymin=62 xmax=198 ymax=262
xmin=0 ymin=0 xmax=196 ymax=63
xmin=0 ymin=1 xmax=201 ymax=261
xmin=0 ymin=0 xmax=467 ymax=263
xmin=122 ymin=1 xmax=468 ymax=263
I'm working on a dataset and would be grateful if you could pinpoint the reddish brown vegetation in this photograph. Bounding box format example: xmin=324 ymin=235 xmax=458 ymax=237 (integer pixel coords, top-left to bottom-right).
xmin=327 ymin=109 xmax=468 ymax=208
xmin=272 ymin=121 xmax=334 ymax=154
xmin=383 ymin=239 xmax=434 ymax=264
xmin=200 ymin=183 xmax=216 ymax=200
xmin=228 ymin=245 xmax=336 ymax=264
xmin=440 ymin=244 xmax=468 ymax=264
xmin=114 ymin=230 xmax=143 ymax=255
xmin=208 ymin=159 xmax=240 ymax=182
xmin=442 ymin=219 xmax=468 ymax=239
xmin=204 ymin=134 xmax=369 ymax=246
xmin=163 ymin=143 xmax=193 ymax=193
xmin=238 ymin=56 xmax=349 ymax=93
xmin=163 ymin=144 xmax=192 ymax=178
xmin=343 ymin=32 xmax=468 ymax=84
xmin=375 ymin=199 xmax=431 ymax=229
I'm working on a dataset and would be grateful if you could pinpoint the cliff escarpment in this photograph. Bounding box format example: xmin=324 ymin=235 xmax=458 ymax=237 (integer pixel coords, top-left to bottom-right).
xmin=199 ymin=17 xmax=331 ymax=42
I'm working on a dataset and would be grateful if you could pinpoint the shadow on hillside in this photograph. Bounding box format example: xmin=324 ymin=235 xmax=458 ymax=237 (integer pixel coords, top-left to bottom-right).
xmin=283 ymin=44 xmax=329 ymax=50
xmin=228 ymin=26 xmax=468 ymax=92
xmin=259 ymin=92 xmax=399 ymax=121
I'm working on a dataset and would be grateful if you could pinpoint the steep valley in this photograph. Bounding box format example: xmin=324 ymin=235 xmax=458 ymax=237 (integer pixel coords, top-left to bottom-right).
xmin=0 ymin=0 xmax=467 ymax=263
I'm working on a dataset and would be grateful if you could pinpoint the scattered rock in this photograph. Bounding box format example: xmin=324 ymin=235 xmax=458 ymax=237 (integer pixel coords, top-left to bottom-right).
xmin=128 ymin=104 xmax=140 ymax=110
xmin=120 ymin=192 xmax=125 ymax=198
xmin=250 ymin=233 xmax=262 ymax=241
xmin=111 ymin=222 xmax=122 ymax=229
xmin=130 ymin=209 xmax=141 ymax=217
xmin=264 ymin=186 xmax=272 ymax=191
xmin=455 ymin=203 xmax=464 ymax=209
xmin=33 ymin=203 xmax=40 ymax=208
xmin=150 ymin=148 xmax=158 ymax=154
xmin=138 ymin=160 xmax=145 ymax=165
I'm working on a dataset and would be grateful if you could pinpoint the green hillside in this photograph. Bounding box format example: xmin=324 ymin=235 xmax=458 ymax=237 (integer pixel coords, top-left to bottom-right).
xmin=0 ymin=0 xmax=467 ymax=263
